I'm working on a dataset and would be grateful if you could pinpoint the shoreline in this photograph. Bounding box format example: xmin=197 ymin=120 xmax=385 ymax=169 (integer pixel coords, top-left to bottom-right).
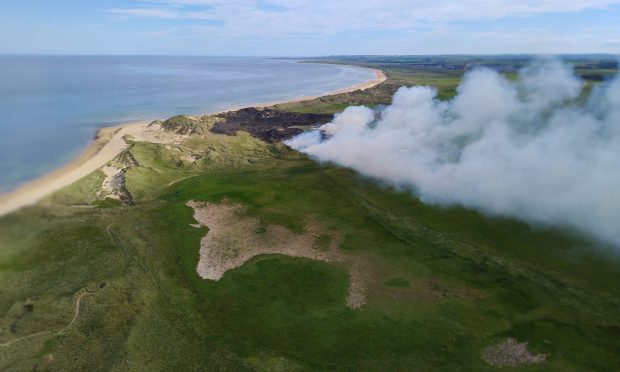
xmin=0 ymin=67 xmax=386 ymax=217
xmin=212 ymin=67 xmax=386 ymax=112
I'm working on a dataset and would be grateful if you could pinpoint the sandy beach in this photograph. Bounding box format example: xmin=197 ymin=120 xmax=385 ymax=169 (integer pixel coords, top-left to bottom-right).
xmin=214 ymin=68 xmax=386 ymax=111
xmin=0 ymin=67 xmax=386 ymax=217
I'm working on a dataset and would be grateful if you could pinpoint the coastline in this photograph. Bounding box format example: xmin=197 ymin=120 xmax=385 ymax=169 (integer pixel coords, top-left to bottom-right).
xmin=0 ymin=67 xmax=386 ymax=217
xmin=214 ymin=68 xmax=386 ymax=112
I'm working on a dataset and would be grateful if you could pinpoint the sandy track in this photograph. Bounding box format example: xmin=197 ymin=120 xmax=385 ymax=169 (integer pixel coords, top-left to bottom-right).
xmin=57 ymin=290 xmax=93 ymax=336
xmin=0 ymin=67 xmax=386 ymax=217
xmin=0 ymin=331 xmax=51 ymax=348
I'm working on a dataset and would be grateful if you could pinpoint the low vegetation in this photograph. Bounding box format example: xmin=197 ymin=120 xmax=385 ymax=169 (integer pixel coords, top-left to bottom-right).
xmin=278 ymin=55 xmax=618 ymax=114
xmin=1 ymin=56 xmax=619 ymax=371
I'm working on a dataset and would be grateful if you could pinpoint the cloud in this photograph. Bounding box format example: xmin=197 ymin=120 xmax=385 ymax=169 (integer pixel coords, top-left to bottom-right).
xmin=108 ymin=0 xmax=620 ymax=37
xmin=109 ymin=8 xmax=181 ymax=19
xmin=109 ymin=7 xmax=221 ymax=22
xmin=287 ymin=61 xmax=620 ymax=246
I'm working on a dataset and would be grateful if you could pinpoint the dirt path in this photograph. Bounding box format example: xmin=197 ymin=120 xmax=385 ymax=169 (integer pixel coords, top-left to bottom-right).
xmin=1 ymin=289 xmax=93 ymax=351
xmin=0 ymin=331 xmax=51 ymax=348
xmin=57 ymin=290 xmax=93 ymax=336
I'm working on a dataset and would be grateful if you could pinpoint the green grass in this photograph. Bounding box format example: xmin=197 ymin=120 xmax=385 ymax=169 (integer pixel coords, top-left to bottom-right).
xmin=159 ymin=159 xmax=620 ymax=371
xmin=41 ymin=169 xmax=105 ymax=206
xmin=4 ymin=150 xmax=618 ymax=370
xmin=124 ymin=131 xmax=290 ymax=202
xmin=384 ymin=278 xmax=410 ymax=288
xmin=313 ymin=234 xmax=332 ymax=251
xmin=277 ymin=56 xmax=616 ymax=115
xmin=1 ymin=58 xmax=619 ymax=370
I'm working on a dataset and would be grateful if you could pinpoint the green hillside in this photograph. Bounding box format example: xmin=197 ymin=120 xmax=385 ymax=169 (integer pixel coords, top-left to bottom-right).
xmin=1 ymin=59 xmax=619 ymax=371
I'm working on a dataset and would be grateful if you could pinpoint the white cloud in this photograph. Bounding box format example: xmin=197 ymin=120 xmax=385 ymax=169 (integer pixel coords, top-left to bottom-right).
xmin=108 ymin=0 xmax=620 ymax=37
xmin=109 ymin=7 xmax=218 ymax=20
xmin=110 ymin=8 xmax=180 ymax=18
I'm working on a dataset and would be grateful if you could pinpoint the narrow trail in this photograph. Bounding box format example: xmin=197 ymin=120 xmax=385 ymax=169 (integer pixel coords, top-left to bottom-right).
xmin=57 ymin=290 xmax=93 ymax=335
xmin=0 ymin=331 xmax=51 ymax=348
xmin=0 ymin=289 xmax=93 ymax=350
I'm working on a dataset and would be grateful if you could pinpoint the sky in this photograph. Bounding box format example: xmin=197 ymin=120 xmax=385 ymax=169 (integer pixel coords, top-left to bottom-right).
xmin=1 ymin=0 xmax=620 ymax=56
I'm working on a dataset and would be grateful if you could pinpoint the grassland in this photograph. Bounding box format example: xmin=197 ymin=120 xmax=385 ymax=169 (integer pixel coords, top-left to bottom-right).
xmin=275 ymin=67 xmax=461 ymax=114
xmin=1 ymin=56 xmax=619 ymax=371
xmin=277 ymin=55 xmax=617 ymax=114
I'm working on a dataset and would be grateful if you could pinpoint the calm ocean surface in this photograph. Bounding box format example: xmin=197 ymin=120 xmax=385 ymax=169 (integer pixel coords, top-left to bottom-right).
xmin=0 ymin=56 xmax=374 ymax=193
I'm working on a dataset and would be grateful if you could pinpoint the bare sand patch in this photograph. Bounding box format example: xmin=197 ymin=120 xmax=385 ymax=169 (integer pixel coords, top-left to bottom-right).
xmin=99 ymin=165 xmax=123 ymax=200
xmin=129 ymin=120 xmax=191 ymax=145
xmin=188 ymin=201 xmax=369 ymax=308
xmin=482 ymin=338 xmax=547 ymax=367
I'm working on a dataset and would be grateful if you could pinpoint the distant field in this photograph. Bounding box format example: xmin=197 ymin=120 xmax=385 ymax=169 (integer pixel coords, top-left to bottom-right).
xmin=1 ymin=56 xmax=619 ymax=371
xmin=276 ymin=55 xmax=618 ymax=114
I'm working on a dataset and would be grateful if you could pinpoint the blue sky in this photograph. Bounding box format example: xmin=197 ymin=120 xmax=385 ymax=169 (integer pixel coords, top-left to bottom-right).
xmin=1 ymin=0 xmax=620 ymax=55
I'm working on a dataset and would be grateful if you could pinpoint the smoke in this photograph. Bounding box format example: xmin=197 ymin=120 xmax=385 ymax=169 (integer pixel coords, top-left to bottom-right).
xmin=286 ymin=60 xmax=620 ymax=246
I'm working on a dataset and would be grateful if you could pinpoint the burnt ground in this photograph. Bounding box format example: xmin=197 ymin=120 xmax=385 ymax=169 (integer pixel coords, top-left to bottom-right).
xmin=211 ymin=107 xmax=333 ymax=142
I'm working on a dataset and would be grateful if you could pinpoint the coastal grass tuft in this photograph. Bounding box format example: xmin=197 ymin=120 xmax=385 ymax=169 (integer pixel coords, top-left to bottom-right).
xmin=41 ymin=169 xmax=105 ymax=206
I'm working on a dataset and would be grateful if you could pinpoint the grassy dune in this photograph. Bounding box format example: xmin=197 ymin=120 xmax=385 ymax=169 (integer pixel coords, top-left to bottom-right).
xmin=2 ymin=149 xmax=619 ymax=370
xmin=1 ymin=58 xmax=619 ymax=371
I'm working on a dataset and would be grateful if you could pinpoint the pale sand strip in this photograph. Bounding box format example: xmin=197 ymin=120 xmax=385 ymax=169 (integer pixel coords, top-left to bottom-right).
xmin=0 ymin=122 xmax=148 ymax=216
xmin=0 ymin=67 xmax=385 ymax=217
xmin=226 ymin=68 xmax=387 ymax=111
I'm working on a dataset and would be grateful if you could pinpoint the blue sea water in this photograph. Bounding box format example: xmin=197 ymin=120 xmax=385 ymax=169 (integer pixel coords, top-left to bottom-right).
xmin=0 ymin=56 xmax=375 ymax=193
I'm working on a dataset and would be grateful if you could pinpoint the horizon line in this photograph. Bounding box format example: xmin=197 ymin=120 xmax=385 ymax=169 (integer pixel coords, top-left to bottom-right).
xmin=1 ymin=52 xmax=619 ymax=58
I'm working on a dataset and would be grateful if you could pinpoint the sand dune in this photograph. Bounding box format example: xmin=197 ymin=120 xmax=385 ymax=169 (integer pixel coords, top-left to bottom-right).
xmin=0 ymin=67 xmax=385 ymax=217
xmin=0 ymin=122 xmax=146 ymax=216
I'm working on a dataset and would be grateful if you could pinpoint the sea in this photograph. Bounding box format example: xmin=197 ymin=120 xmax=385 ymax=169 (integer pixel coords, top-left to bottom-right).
xmin=0 ymin=56 xmax=375 ymax=193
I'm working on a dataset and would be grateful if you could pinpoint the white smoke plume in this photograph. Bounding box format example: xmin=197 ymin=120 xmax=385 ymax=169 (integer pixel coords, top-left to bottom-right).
xmin=286 ymin=60 xmax=620 ymax=246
